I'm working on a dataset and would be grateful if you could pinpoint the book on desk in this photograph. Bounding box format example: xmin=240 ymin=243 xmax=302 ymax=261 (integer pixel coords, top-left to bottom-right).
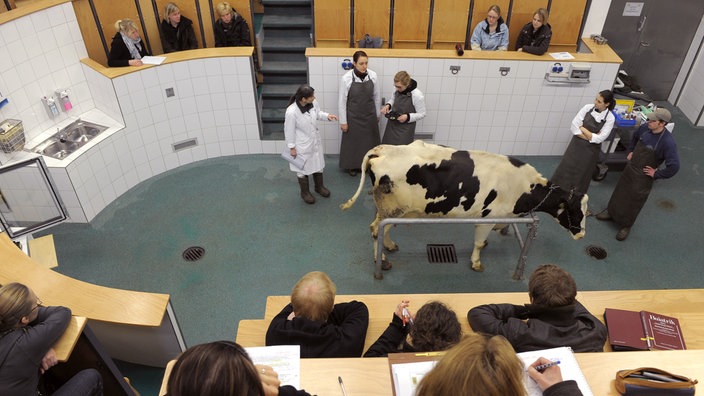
xmin=387 ymin=347 xmax=592 ymax=396
xmin=604 ymin=308 xmax=686 ymax=351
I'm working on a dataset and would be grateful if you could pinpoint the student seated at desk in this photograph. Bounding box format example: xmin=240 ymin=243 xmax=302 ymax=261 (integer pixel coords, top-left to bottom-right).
xmin=468 ymin=264 xmax=607 ymax=352
xmin=416 ymin=333 xmax=582 ymax=396
xmin=265 ymin=271 xmax=369 ymax=358
xmin=167 ymin=341 xmax=310 ymax=396
xmin=108 ymin=19 xmax=151 ymax=67
xmin=363 ymin=301 xmax=461 ymax=357
xmin=0 ymin=282 xmax=102 ymax=396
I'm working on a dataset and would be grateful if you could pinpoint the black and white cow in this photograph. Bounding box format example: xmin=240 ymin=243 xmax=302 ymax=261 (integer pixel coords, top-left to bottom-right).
xmin=340 ymin=141 xmax=588 ymax=272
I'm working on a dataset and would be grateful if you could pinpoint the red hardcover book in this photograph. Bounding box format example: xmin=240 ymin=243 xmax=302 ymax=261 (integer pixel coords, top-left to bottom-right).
xmin=640 ymin=311 xmax=687 ymax=350
xmin=604 ymin=308 xmax=648 ymax=351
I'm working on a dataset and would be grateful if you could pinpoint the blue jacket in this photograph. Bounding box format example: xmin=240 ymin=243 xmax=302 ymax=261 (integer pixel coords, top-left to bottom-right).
xmin=471 ymin=18 xmax=509 ymax=50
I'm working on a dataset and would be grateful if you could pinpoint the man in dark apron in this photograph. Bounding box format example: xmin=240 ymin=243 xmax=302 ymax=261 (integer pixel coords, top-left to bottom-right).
xmin=381 ymin=71 xmax=426 ymax=145
xmin=339 ymin=52 xmax=381 ymax=176
xmin=596 ymin=109 xmax=680 ymax=240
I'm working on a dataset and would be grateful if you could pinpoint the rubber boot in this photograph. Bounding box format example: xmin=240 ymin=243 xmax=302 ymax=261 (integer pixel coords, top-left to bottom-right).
xmin=313 ymin=172 xmax=330 ymax=197
xmin=298 ymin=176 xmax=315 ymax=204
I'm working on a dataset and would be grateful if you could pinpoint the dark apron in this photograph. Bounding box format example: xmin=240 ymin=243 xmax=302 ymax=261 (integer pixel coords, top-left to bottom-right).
xmin=607 ymin=139 xmax=660 ymax=227
xmin=339 ymin=79 xmax=380 ymax=169
xmin=551 ymin=109 xmax=606 ymax=194
xmin=382 ymin=91 xmax=416 ymax=145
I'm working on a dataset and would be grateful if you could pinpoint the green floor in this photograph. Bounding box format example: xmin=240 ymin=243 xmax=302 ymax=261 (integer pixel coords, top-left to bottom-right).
xmin=38 ymin=104 xmax=704 ymax=395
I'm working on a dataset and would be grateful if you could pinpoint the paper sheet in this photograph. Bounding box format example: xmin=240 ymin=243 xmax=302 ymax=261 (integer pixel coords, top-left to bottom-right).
xmin=550 ymin=52 xmax=575 ymax=60
xmin=245 ymin=345 xmax=301 ymax=388
xmin=517 ymin=346 xmax=593 ymax=396
xmin=391 ymin=360 xmax=437 ymax=396
xmin=141 ymin=56 xmax=166 ymax=65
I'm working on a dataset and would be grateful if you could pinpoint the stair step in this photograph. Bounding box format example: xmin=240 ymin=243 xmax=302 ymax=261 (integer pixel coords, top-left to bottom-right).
xmin=261 ymin=61 xmax=308 ymax=74
xmin=262 ymin=15 xmax=312 ymax=28
xmin=262 ymin=122 xmax=285 ymax=140
xmin=262 ymin=36 xmax=311 ymax=51
xmin=262 ymin=108 xmax=286 ymax=122
xmin=262 ymin=0 xmax=311 ymax=6
xmin=262 ymin=84 xmax=300 ymax=98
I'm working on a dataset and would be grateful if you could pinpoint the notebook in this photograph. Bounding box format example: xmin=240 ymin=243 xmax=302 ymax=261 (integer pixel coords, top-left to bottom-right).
xmin=517 ymin=346 xmax=593 ymax=396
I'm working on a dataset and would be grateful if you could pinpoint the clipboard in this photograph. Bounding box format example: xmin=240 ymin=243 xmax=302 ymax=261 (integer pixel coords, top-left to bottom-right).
xmin=387 ymin=352 xmax=445 ymax=396
xmin=281 ymin=149 xmax=306 ymax=169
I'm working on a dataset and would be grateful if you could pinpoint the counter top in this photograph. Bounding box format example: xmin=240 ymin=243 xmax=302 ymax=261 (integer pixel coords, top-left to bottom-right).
xmin=306 ymin=38 xmax=622 ymax=64
xmin=80 ymin=47 xmax=255 ymax=79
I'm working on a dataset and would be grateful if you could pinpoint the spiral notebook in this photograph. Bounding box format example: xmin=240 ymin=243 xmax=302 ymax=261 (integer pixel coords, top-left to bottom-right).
xmin=517 ymin=346 xmax=593 ymax=396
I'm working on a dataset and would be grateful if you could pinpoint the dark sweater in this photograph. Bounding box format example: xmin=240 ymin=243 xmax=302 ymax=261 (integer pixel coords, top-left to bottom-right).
xmin=363 ymin=313 xmax=414 ymax=357
xmin=107 ymin=32 xmax=150 ymax=67
xmin=468 ymin=301 xmax=607 ymax=352
xmin=0 ymin=306 xmax=71 ymax=395
xmin=160 ymin=16 xmax=198 ymax=53
xmin=516 ymin=22 xmax=552 ymax=55
xmin=214 ymin=14 xmax=251 ymax=47
xmin=265 ymin=301 xmax=369 ymax=358
xmin=544 ymin=380 xmax=583 ymax=396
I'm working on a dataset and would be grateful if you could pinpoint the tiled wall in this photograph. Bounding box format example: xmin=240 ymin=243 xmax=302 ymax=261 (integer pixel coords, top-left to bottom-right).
xmin=67 ymin=57 xmax=261 ymax=221
xmin=309 ymin=57 xmax=621 ymax=156
xmin=0 ymin=2 xmax=92 ymax=164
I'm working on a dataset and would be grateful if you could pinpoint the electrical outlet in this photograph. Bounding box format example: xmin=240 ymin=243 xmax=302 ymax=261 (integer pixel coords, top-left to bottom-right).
xmin=165 ymin=88 xmax=175 ymax=97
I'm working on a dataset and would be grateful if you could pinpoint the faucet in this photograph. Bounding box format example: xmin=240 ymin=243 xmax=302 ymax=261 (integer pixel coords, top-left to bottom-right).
xmin=57 ymin=127 xmax=67 ymax=143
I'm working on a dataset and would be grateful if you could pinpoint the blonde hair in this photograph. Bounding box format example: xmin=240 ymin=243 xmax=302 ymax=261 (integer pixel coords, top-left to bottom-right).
xmin=163 ymin=2 xmax=180 ymax=22
xmin=488 ymin=4 xmax=502 ymax=16
xmin=290 ymin=271 xmax=336 ymax=322
xmin=215 ymin=2 xmax=234 ymax=17
xmin=114 ymin=18 xmax=139 ymax=34
xmin=534 ymin=8 xmax=549 ymax=24
xmin=394 ymin=71 xmax=411 ymax=86
xmin=416 ymin=334 xmax=527 ymax=396
xmin=0 ymin=283 xmax=35 ymax=332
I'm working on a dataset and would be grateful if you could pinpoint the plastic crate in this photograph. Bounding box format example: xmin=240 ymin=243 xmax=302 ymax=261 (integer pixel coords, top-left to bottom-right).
xmin=612 ymin=111 xmax=636 ymax=127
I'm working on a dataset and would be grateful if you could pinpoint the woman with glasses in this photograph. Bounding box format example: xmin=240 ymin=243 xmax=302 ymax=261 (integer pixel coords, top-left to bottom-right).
xmin=551 ymin=90 xmax=615 ymax=197
xmin=380 ymin=71 xmax=426 ymax=145
xmin=167 ymin=340 xmax=310 ymax=395
xmin=0 ymin=282 xmax=102 ymax=395
xmin=470 ymin=4 xmax=509 ymax=51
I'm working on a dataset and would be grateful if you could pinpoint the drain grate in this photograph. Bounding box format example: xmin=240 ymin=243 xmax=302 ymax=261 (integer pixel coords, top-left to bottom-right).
xmin=182 ymin=246 xmax=205 ymax=262
xmin=427 ymin=244 xmax=458 ymax=263
xmin=585 ymin=245 xmax=607 ymax=260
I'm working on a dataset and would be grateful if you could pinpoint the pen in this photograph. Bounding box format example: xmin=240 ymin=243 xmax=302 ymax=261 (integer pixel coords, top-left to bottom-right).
xmin=534 ymin=360 xmax=560 ymax=372
xmin=338 ymin=376 xmax=348 ymax=396
xmin=402 ymin=307 xmax=414 ymax=325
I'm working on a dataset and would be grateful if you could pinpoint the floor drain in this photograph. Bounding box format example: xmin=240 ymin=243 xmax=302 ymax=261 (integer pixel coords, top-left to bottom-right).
xmin=427 ymin=244 xmax=458 ymax=263
xmin=182 ymin=246 xmax=205 ymax=262
xmin=585 ymin=245 xmax=607 ymax=260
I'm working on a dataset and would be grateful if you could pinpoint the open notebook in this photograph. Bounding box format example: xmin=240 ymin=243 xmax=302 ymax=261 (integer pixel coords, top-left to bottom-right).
xmin=517 ymin=346 xmax=593 ymax=396
xmin=389 ymin=346 xmax=592 ymax=396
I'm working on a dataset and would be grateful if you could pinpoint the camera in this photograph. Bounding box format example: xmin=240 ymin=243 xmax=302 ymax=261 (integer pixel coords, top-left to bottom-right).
xmin=385 ymin=111 xmax=401 ymax=121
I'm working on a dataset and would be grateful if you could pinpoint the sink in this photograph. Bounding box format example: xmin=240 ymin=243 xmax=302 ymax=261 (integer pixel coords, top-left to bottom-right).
xmin=31 ymin=119 xmax=108 ymax=160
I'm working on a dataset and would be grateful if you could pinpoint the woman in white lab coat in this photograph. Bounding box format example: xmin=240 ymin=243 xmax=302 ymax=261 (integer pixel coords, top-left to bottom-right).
xmin=285 ymin=84 xmax=338 ymax=204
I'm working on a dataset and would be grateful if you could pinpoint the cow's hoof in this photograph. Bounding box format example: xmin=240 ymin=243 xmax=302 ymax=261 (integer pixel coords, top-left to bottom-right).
xmin=381 ymin=260 xmax=392 ymax=270
xmin=384 ymin=244 xmax=399 ymax=253
xmin=471 ymin=264 xmax=485 ymax=272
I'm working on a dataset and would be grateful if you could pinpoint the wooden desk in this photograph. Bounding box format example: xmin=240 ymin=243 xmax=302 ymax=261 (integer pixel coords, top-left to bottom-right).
xmin=54 ymin=316 xmax=87 ymax=362
xmin=297 ymin=350 xmax=704 ymax=396
xmin=262 ymin=290 xmax=704 ymax=350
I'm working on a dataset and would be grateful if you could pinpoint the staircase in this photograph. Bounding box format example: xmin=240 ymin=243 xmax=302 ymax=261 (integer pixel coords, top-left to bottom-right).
xmin=259 ymin=0 xmax=312 ymax=140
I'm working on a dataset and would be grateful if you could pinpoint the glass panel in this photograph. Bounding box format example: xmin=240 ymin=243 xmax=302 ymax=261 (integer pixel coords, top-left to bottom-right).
xmin=0 ymin=156 xmax=67 ymax=238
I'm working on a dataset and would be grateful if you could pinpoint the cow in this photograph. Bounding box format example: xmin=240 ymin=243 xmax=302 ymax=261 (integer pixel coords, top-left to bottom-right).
xmin=340 ymin=141 xmax=588 ymax=272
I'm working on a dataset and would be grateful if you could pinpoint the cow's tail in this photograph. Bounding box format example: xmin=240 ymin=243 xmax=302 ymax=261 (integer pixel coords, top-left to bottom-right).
xmin=340 ymin=152 xmax=373 ymax=211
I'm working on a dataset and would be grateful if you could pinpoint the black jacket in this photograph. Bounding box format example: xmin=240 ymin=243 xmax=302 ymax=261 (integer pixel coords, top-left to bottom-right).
xmin=108 ymin=32 xmax=150 ymax=67
xmin=265 ymin=302 xmax=369 ymax=358
xmin=516 ymin=22 xmax=552 ymax=55
xmin=363 ymin=314 xmax=414 ymax=357
xmin=214 ymin=13 xmax=251 ymax=47
xmin=160 ymin=16 xmax=198 ymax=53
xmin=467 ymin=301 xmax=607 ymax=352
xmin=544 ymin=380 xmax=583 ymax=396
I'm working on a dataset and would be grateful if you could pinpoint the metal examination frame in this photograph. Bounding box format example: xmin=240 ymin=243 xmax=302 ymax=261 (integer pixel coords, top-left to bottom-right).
xmin=374 ymin=215 xmax=540 ymax=280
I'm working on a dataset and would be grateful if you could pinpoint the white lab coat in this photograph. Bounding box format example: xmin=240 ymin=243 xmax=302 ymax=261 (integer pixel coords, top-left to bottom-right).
xmin=284 ymin=100 xmax=329 ymax=175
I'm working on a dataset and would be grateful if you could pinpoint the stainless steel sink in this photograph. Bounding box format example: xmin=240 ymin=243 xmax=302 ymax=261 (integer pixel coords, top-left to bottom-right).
xmin=31 ymin=119 xmax=108 ymax=160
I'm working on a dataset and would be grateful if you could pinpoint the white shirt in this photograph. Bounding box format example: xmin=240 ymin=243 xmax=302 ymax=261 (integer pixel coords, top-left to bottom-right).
xmin=338 ymin=69 xmax=381 ymax=125
xmin=570 ymin=104 xmax=615 ymax=144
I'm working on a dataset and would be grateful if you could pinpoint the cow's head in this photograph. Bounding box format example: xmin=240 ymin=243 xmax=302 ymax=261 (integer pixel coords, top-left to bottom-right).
xmin=514 ymin=183 xmax=587 ymax=239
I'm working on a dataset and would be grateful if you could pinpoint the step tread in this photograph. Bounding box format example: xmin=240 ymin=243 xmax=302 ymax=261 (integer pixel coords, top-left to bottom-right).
xmin=262 ymin=15 xmax=312 ymax=27
xmin=261 ymin=61 xmax=308 ymax=73
xmin=261 ymin=108 xmax=286 ymax=121
xmin=262 ymin=84 xmax=300 ymax=97
xmin=262 ymin=36 xmax=311 ymax=50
